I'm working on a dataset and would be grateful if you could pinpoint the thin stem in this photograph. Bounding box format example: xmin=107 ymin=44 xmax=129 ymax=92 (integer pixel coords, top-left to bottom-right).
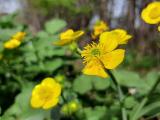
xmin=147 ymin=77 xmax=160 ymax=97
xmin=107 ymin=70 xmax=128 ymax=120
xmin=77 ymin=48 xmax=82 ymax=55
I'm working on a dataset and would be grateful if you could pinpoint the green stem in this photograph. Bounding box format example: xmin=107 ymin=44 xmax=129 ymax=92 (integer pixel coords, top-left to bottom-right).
xmin=130 ymin=77 xmax=160 ymax=120
xmin=107 ymin=70 xmax=128 ymax=120
xmin=76 ymin=48 xmax=82 ymax=55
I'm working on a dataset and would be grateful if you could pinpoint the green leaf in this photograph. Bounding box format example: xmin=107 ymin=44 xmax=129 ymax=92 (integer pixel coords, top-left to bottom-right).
xmin=113 ymin=70 xmax=148 ymax=95
xmin=144 ymin=71 xmax=160 ymax=92
xmin=0 ymin=28 xmax=20 ymax=40
xmin=92 ymin=76 xmax=110 ymax=90
xmin=129 ymin=97 xmax=148 ymax=120
xmin=37 ymin=31 xmax=49 ymax=38
xmin=44 ymin=59 xmax=63 ymax=72
xmin=139 ymin=101 xmax=160 ymax=117
xmin=113 ymin=70 xmax=142 ymax=87
xmin=124 ymin=96 xmax=137 ymax=109
xmin=32 ymin=36 xmax=66 ymax=59
xmin=24 ymin=52 xmax=37 ymax=64
xmin=83 ymin=106 xmax=107 ymax=120
xmin=73 ymin=75 xmax=92 ymax=94
xmin=45 ymin=18 xmax=66 ymax=34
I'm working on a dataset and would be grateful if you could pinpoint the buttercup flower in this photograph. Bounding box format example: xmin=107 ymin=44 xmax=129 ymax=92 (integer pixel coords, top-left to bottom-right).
xmin=141 ymin=2 xmax=160 ymax=24
xmin=12 ymin=32 xmax=26 ymax=41
xmin=54 ymin=29 xmax=84 ymax=46
xmin=141 ymin=1 xmax=160 ymax=31
xmin=30 ymin=77 xmax=61 ymax=109
xmin=4 ymin=31 xmax=26 ymax=49
xmin=100 ymin=29 xmax=132 ymax=45
xmin=4 ymin=39 xmax=21 ymax=49
xmin=92 ymin=20 xmax=109 ymax=39
xmin=81 ymin=38 xmax=125 ymax=78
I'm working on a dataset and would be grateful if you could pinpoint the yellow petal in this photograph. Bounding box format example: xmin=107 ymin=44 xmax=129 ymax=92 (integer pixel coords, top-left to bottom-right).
xmin=99 ymin=31 xmax=118 ymax=52
xmin=42 ymin=97 xmax=59 ymax=109
xmin=60 ymin=29 xmax=74 ymax=40
xmin=30 ymin=85 xmax=45 ymax=108
xmin=30 ymin=94 xmax=44 ymax=108
xmin=72 ymin=30 xmax=84 ymax=39
xmin=82 ymin=59 xmax=108 ymax=78
xmin=42 ymin=77 xmax=61 ymax=97
xmin=100 ymin=49 xmax=125 ymax=69
xmin=42 ymin=77 xmax=57 ymax=86
xmin=4 ymin=39 xmax=21 ymax=49
xmin=121 ymin=35 xmax=132 ymax=44
xmin=53 ymin=39 xmax=72 ymax=46
xmin=112 ymin=29 xmax=132 ymax=44
xmin=12 ymin=32 xmax=26 ymax=41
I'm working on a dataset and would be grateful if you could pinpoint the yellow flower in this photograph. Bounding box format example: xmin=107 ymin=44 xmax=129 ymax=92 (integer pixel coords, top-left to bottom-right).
xmin=92 ymin=20 xmax=109 ymax=39
xmin=30 ymin=77 xmax=61 ymax=109
xmin=54 ymin=29 xmax=84 ymax=46
xmin=3 ymin=32 xmax=26 ymax=49
xmin=12 ymin=32 xmax=26 ymax=41
xmin=100 ymin=29 xmax=132 ymax=45
xmin=4 ymin=39 xmax=21 ymax=49
xmin=81 ymin=39 xmax=125 ymax=78
xmin=141 ymin=2 xmax=160 ymax=24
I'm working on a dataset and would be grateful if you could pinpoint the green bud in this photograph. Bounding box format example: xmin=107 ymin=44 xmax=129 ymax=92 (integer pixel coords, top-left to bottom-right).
xmin=55 ymin=74 xmax=65 ymax=83
xmin=68 ymin=101 xmax=79 ymax=113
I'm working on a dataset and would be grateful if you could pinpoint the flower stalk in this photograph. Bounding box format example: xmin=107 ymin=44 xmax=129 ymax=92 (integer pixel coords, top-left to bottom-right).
xmin=107 ymin=70 xmax=128 ymax=120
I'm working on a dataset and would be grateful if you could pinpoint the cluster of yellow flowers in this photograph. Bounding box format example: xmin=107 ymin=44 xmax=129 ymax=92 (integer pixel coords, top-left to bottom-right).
xmin=4 ymin=32 xmax=26 ymax=49
xmin=30 ymin=1 xmax=159 ymax=110
xmin=141 ymin=1 xmax=160 ymax=32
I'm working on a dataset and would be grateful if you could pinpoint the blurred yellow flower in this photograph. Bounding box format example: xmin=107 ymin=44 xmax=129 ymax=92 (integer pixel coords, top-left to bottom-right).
xmin=4 ymin=39 xmax=21 ymax=49
xmin=100 ymin=29 xmax=132 ymax=45
xmin=12 ymin=32 xmax=26 ymax=41
xmin=54 ymin=29 xmax=84 ymax=46
xmin=30 ymin=77 xmax=61 ymax=109
xmin=4 ymin=31 xmax=26 ymax=49
xmin=158 ymin=25 xmax=160 ymax=32
xmin=92 ymin=20 xmax=109 ymax=39
xmin=81 ymin=39 xmax=125 ymax=78
xmin=141 ymin=2 xmax=160 ymax=24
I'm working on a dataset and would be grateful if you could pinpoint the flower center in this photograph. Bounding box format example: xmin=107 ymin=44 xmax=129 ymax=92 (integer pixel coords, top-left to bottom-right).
xmin=91 ymin=48 xmax=101 ymax=56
